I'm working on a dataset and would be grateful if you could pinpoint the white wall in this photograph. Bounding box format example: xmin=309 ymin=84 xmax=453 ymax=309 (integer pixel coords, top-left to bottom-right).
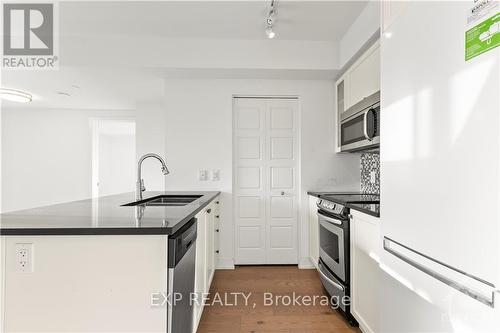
xmin=98 ymin=134 xmax=136 ymax=197
xmin=162 ymin=79 xmax=360 ymax=268
xmin=65 ymin=36 xmax=339 ymax=73
xmin=1 ymin=94 xmax=172 ymax=212
xmin=135 ymin=101 xmax=168 ymax=192
xmin=339 ymin=1 xmax=381 ymax=68
xmin=1 ymin=108 xmax=141 ymax=212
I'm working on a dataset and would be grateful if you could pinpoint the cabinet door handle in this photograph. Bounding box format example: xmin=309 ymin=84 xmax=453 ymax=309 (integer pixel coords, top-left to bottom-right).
xmin=215 ymin=250 xmax=220 ymax=254
xmin=215 ymin=215 xmax=220 ymax=218
xmin=216 ymin=229 xmax=220 ymax=232
xmin=215 ymin=201 xmax=220 ymax=204
xmin=206 ymin=208 xmax=212 ymax=214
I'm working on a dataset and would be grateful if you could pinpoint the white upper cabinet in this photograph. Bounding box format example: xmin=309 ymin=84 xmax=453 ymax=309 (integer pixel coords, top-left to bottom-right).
xmin=335 ymin=40 xmax=380 ymax=152
xmin=347 ymin=42 xmax=380 ymax=109
xmin=336 ymin=77 xmax=346 ymax=116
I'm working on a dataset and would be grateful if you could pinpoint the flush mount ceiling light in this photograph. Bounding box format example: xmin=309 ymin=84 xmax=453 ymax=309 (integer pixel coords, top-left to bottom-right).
xmin=266 ymin=0 xmax=276 ymax=39
xmin=0 ymin=88 xmax=32 ymax=103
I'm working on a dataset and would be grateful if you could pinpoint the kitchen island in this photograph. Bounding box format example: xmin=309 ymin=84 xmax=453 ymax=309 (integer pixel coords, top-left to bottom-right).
xmin=0 ymin=191 xmax=220 ymax=235
xmin=0 ymin=191 xmax=220 ymax=333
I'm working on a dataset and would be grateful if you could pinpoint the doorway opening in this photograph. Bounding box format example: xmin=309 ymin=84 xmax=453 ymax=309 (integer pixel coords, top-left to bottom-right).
xmin=91 ymin=119 xmax=136 ymax=198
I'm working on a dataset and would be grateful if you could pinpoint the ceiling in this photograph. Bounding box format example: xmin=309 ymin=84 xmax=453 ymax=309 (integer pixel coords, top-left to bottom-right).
xmin=61 ymin=1 xmax=368 ymax=41
xmin=1 ymin=1 xmax=369 ymax=110
xmin=1 ymin=67 xmax=164 ymax=110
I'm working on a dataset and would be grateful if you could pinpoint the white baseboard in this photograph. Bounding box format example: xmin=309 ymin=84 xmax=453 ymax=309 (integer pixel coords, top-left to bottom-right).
xmin=216 ymin=258 xmax=235 ymax=270
xmin=216 ymin=258 xmax=315 ymax=270
xmin=298 ymin=257 xmax=315 ymax=269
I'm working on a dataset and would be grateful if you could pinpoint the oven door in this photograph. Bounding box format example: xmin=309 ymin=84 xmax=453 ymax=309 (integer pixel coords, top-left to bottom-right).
xmin=318 ymin=211 xmax=345 ymax=282
xmin=340 ymin=103 xmax=380 ymax=152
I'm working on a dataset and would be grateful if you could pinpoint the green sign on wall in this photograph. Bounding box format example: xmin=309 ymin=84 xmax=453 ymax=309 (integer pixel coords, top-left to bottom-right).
xmin=465 ymin=12 xmax=500 ymax=61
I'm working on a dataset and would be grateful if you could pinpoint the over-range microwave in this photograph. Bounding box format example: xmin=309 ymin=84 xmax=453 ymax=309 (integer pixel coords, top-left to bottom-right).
xmin=339 ymin=91 xmax=380 ymax=152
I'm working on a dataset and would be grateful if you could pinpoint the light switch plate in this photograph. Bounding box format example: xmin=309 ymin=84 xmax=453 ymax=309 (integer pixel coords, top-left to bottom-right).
xmin=199 ymin=170 xmax=208 ymax=181
xmin=212 ymin=169 xmax=220 ymax=181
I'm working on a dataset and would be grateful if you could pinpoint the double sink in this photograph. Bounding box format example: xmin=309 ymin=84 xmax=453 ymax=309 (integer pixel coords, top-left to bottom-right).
xmin=122 ymin=195 xmax=202 ymax=207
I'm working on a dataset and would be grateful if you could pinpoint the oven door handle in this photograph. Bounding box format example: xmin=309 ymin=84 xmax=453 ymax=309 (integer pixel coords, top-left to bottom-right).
xmin=317 ymin=211 xmax=342 ymax=225
xmin=318 ymin=267 xmax=345 ymax=291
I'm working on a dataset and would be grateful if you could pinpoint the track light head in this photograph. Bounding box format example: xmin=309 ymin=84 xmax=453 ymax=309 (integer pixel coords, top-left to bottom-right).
xmin=266 ymin=27 xmax=276 ymax=39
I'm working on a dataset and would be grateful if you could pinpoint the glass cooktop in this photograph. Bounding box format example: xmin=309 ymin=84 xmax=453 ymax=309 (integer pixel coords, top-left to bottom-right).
xmin=320 ymin=193 xmax=380 ymax=204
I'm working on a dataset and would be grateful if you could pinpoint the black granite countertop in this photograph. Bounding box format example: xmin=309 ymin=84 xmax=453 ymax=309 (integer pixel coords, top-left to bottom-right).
xmin=307 ymin=191 xmax=380 ymax=218
xmin=347 ymin=203 xmax=380 ymax=218
xmin=307 ymin=191 xmax=363 ymax=198
xmin=0 ymin=191 xmax=220 ymax=236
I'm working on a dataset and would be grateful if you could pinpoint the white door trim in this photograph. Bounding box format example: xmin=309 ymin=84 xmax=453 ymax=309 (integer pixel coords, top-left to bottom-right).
xmin=89 ymin=117 xmax=136 ymax=199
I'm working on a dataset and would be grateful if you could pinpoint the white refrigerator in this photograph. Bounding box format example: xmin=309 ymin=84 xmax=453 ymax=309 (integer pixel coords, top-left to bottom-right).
xmin=380 ymin=1 xmax=500 ymax=331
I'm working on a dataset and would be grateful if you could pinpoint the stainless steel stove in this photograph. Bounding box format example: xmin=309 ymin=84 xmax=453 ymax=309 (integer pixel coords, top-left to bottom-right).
xmin=315 ymin=193 xmax=378 ymax=326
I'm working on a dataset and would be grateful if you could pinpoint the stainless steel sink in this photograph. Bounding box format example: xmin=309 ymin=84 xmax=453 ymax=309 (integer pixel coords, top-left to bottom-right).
xmin=122 ymin=195 xmax=202 ymax=207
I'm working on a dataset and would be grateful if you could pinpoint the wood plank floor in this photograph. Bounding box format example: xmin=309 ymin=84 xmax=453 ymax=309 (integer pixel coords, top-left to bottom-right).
xmin=197 ymin=266 xmax=361 ymax=333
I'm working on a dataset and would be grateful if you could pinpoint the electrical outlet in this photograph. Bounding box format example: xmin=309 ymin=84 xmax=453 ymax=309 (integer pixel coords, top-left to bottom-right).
xmin=15 ymin=243 xmax=33 ymax=272
xmin=212 ymin=169 xmax=220 ymax=181
xmin=198 ymin=170 xmax=208 ymax=181
xmin=370 ymin=171 xmax=376 ymax=184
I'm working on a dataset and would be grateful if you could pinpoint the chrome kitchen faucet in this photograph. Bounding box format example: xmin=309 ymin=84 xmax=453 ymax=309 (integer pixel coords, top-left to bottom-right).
xmin=136 ymin=153 xmax=169 ymax=201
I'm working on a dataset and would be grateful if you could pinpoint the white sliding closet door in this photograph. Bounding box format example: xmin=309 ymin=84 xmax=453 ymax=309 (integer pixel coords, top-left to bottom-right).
xmin=233 ymin=98 xmax=299 ymax=264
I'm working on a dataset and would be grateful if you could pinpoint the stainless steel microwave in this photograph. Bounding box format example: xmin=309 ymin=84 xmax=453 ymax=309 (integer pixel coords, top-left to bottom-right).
xmin=340 ymin=91 xmax=380 ymax=152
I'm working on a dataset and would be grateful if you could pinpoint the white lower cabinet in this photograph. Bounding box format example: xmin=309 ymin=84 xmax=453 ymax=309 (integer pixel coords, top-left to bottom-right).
xmin=350 ymin=210 xmax=381 ymax=333
xmin=192 ymin=197 xmax=219 ymax=333
xmin=308 ymin=195 xmax=319 ymax=268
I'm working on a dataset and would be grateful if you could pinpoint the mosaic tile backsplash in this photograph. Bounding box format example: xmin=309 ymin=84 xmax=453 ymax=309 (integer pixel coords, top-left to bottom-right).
xmin=361 ymin=153 xmax=380 ymax=194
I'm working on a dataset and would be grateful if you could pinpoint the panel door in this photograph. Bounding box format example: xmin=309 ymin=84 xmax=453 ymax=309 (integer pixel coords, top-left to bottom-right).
xmin=266 ymin=99 xmax=299 ymax=264
xmin=233 ymin=98 xmax=299 ymax=265
xmin=233 ymin=98 xmax=267 ymax=264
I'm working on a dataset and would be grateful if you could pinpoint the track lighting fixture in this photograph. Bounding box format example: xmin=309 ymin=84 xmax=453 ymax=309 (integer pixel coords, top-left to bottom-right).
xmin=266 ymin=0 xmax=276 ymax=39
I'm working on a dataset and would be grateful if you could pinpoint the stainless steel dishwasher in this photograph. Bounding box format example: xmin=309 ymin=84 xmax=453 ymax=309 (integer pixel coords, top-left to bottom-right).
xmin=167 ymin=218 xmax=197 ymax=333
